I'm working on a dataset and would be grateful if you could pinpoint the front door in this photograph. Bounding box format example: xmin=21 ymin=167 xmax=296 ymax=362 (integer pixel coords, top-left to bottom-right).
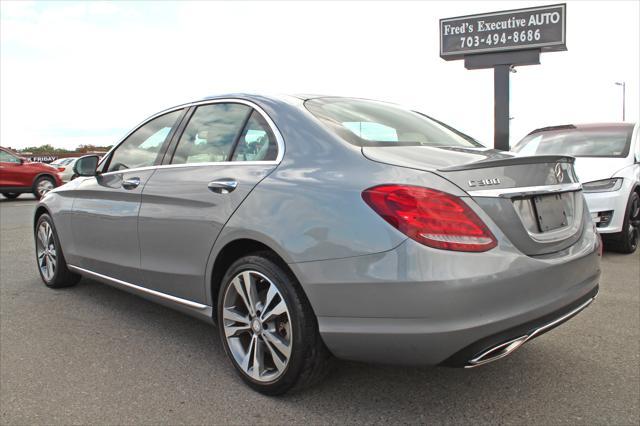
xmin=70 ymin=109 xmax=184 ymax=283
xmin=0 ymin=149 xmax=29 ymax=188
xmin=138 ymin=102 xmax=280 ymax=303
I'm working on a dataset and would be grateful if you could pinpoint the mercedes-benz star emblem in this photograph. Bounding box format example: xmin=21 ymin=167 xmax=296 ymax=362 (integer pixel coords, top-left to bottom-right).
xmin=554 ymin=163 xmax=564 ymax=183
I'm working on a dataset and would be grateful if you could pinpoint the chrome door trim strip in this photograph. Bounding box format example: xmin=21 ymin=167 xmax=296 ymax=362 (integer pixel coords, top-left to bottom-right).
xmin=67 ymin=265 xmax=208 ymax=310
xmin=98 ymin=97 xmax=285 ymax=172
xmin=467 ymin=182 xmax=582 ymax=198
xmin=99 ymin=160 xmax=279 ymax=177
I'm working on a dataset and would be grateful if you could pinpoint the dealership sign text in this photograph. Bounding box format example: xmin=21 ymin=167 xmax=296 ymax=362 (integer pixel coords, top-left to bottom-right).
xmin=440 ymin=4 xmax=566 ymax=59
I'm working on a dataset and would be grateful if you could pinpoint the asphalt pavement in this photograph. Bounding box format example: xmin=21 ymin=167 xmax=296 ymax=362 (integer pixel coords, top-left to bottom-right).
xmin=1 ymin=196 xmax=639 ymax=425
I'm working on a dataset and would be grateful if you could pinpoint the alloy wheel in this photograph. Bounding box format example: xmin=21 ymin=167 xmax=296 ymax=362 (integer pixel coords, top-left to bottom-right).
xmin=36 ymin=221 xmax=57 ymax=281
xmin=222 ymin=270 xmax=292 ymax=383
xmin=37 ymin=179 xmax=54 ymax=197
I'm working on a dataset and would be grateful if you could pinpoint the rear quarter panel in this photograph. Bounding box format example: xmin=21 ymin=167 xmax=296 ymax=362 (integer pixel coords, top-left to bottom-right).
xmin=203 ymin=96 xmax=469 ymax=306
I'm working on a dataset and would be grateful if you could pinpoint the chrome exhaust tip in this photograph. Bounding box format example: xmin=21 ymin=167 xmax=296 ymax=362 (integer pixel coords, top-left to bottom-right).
xmin=465 ymin=335 xmax=529 ymax=368
xmin=464 ymin=296 xmax=595 ymax=369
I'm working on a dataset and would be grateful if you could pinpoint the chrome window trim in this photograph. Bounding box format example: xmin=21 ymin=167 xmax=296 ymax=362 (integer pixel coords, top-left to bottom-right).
xmin=99 ymin=160 xmax=279 ymax=177
xmin=467 ymin=182 xmax=582 ymax=198
xmin=67 ymin=265 xmax=209 ymax=310
xmin=98 ymin=98 xmax=285 ymax=172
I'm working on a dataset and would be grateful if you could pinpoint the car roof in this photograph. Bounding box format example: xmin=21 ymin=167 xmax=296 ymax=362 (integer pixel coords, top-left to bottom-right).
xmin=201 ymin=93 xmax=303 ymax=103
xmin=200 ymin=93 xmax=355 ymax=103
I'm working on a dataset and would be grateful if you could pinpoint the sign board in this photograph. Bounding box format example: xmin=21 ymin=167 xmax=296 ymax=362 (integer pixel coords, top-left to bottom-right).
xmin=440 ymin=4 xmax=566 ymax=60
xmin=26 ymin=155 xmax=57 ymax=163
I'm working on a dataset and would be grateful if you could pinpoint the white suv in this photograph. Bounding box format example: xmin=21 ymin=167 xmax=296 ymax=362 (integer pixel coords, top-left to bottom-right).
xmin=514 ymin=123 xmax=639 ymax=253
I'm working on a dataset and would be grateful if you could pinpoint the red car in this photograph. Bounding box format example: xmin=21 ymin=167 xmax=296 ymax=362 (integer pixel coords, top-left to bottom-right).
xmin=0 ymin=147 xmax=63 ymax=199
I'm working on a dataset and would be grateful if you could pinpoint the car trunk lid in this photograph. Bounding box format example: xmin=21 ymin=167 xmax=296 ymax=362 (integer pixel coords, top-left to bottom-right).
xmin=362 ymin=145 xmax=585 ymax=255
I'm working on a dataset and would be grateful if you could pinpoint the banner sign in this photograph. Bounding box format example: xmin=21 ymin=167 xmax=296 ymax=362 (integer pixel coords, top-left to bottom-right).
xmin=440 ymin=4 xmax=566 ymax=60
xmin=27 ymin=155 xmax=57 ymax=163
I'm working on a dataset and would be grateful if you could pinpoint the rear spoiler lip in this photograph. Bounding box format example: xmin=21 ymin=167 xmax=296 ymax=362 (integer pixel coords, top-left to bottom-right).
xmin=438 ymin=155 xmax=575 ymax=172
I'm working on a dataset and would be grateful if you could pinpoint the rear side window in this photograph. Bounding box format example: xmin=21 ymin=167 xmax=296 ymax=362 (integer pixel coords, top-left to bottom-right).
xmin=231 ymin=111 xmax=277 ymax=161
xmin=107 ymin=109 xmax=183 ymax=172
xmin=305 ymin=97 xmax=482 ymax=148
xmin=172 ymin=103 xmax=251 ymax=164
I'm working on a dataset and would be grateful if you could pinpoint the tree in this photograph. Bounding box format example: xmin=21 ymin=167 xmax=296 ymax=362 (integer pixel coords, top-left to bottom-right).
xmin=17 ymin=144 xmax=113 ymax=154
xmin=76 ymin=144 xmax=112 ymax=153
xmin=19 ymin=145 xmax=68 ymax=154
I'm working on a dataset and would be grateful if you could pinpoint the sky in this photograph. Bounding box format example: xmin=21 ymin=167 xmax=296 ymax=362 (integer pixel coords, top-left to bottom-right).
xmin=1 ymin=0 xmax=638 ymax=150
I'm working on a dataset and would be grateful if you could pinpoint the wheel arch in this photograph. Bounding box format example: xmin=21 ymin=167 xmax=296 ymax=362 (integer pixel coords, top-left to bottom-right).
xmin=33 ymin=205 xmax=51 ymax=229
xmin=31 ymin=172 xmax=58 ymax=189
xmin=208 ymin=237 xmax=305 ymax=323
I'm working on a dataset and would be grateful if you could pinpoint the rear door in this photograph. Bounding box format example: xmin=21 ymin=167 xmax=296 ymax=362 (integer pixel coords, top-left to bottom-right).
xmin=70 ymin=109 xmax=185 ymax=283
xmin=138 ymin=100 xmax=281 ymax=303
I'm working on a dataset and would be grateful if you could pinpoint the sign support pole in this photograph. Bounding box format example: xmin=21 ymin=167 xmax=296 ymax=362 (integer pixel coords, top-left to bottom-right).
xmin=494 ymin=65 xmax=510 ymax=151
xmin=440 ymin=3 xmax=567 ymax=151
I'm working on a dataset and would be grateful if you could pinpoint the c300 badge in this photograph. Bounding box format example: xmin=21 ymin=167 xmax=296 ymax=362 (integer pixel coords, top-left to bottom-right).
xmin=468 ymin=178 xmax=501 ymax=187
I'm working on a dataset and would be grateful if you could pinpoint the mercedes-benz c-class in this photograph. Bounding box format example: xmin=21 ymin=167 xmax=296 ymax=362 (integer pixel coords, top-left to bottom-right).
xmin=34 ymin=94 xmax=600 ymax=394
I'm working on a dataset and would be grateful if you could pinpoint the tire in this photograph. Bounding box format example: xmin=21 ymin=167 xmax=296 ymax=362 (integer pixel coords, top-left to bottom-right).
xmin=217 ymin=252 xmax=331 ymax=395
xmin=605 ymin=191 xmax=640 ymax=254
xmin=33 ymin=175 xmax=55 ymax=200
xmin=2 ymin=193 xmax=20 ymax=199
xmin=35 ymin=213 xmax=80 ymax=288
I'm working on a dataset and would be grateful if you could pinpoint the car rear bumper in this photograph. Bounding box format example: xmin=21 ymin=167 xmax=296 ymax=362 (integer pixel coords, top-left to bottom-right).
xmin=291 ymin=228 xmax=600 ymax=366
xmin=441 ymin=285 xmax=597 ymax=367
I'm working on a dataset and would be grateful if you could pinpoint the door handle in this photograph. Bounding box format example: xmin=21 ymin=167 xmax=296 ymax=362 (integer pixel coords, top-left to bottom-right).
xmin=122 ymin=177 xmax=141 ymax=190
xmin=208 ymin=179 xmax=238 ymax=194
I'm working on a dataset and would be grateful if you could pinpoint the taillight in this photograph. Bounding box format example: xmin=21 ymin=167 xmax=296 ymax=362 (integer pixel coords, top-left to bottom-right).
xmin=362 ymin=184 xmax=497 ymax=252
xmin=57 ymin=167 xmax=65 ymax=172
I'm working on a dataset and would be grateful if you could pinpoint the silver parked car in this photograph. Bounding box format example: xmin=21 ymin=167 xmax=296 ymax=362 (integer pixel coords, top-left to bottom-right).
xmin=49 ymin=157 xmax=80 ymax=182
xmin=34 ymin=94 xmax=601 ymax=395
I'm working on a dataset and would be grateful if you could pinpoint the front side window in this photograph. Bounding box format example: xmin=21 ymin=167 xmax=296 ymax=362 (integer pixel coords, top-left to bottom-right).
xmin=0 ymin=150 xmax=21 ymax=163
xmin=172 ymin=103 xmax=251 ymax=164
xmin=231 ymin=111 xmax=277 ymax=161
xmin=106 ymin=109 xmax=183 ymax=172
xmin=305 ymin=97 xmax=482 ymax=148
xmin=513 ymin=125 xmax=635 ymax=158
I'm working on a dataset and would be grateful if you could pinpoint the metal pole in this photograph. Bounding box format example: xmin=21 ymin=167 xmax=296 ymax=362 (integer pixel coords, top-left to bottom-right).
xmin=494 ymin=64 xmax=510 ymax=151
xmin=622 ymin=82 xmax=626 ymax=121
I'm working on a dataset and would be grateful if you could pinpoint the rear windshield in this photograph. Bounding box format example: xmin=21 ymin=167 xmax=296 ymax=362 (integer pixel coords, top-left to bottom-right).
xmin=304 ymin=97 xmax=482 ymax=148
xmin=513 ymin=125 xmax=634 ymax=158
xmin=51 ymin=158 xmax=74 ymax=165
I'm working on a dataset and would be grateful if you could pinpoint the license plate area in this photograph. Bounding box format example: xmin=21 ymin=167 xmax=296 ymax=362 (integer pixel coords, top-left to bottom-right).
xmin=533 ymin=193 xmax=570 ymax=232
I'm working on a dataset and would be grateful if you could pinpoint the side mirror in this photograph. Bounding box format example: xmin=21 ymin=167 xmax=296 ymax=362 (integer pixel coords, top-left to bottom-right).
xmin=19 ymin=158 xmax=25 ymax=164
xmin=73 ymin=155 xmax=100 ymax=177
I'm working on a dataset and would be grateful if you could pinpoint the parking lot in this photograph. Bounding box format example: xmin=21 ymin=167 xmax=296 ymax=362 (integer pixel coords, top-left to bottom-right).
xmin=0 ymin=196 xmax=638 ymax=425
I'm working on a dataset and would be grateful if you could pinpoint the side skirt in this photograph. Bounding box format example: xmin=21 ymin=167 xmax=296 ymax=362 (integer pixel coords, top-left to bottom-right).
xmin=67 ymin=265 xmax=214 ymax=323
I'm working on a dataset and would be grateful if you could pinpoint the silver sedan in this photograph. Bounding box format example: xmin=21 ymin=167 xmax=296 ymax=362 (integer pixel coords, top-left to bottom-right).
xmin=34 ymin=94 xmax=601 ymax=394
